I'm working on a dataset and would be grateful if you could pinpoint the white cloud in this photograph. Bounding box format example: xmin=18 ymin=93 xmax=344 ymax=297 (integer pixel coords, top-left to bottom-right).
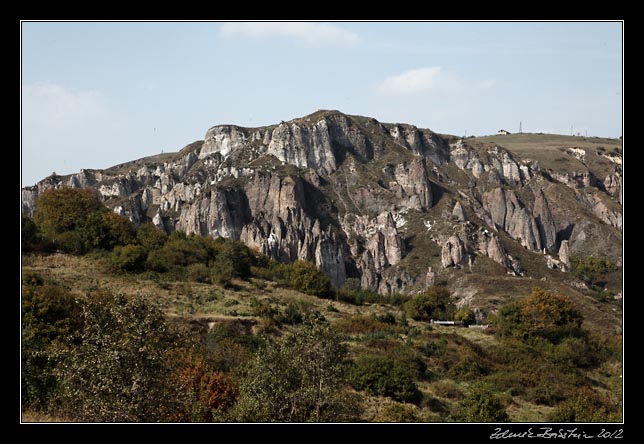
xmin=219 ymin=22 xmax=361 ymax=47
xmin=376 ymin=66 xmax=494 ymax=97
xmin=22 ymin=82 xmax=108 ymax=130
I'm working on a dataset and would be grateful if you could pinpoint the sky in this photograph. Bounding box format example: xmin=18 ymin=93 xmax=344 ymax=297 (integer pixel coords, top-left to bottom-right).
xmin=21 ymin=21 xmax=623 ymax=187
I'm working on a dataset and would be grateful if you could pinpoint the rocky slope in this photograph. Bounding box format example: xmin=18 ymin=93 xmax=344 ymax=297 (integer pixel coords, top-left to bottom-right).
xmin=22 ymin=110 xmax=622 ymax=305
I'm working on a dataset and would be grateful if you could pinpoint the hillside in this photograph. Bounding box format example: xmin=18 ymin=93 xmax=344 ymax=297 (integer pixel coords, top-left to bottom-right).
xmin=21 ymin=252 xmax=622 ymax=422
xmin=21 ymin=111 xmax=622 ymax=422
xmin=21 ymin=110 xmax=623 ymax=327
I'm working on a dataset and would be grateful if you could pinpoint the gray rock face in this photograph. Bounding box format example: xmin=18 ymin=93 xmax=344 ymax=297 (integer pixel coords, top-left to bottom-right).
xmin=392 ymin=159 xmax=433 ymax=210
xmin=449 ymin=141 xmax=529 ymax=185
xmin=353 ymin=212 xmax=406 ymax=290
xmin=558 ymin=240 xmax=571 ymax=272
xmin=441 ymin=235 xmax=466 ymax=268
xmin=21 ymin=110 xmax=621 ymax=295
xmin=604 ymin=170 xmax=623 ymax=205
xmin=578 ymin=191 xmax=622 ymax=230
xmin=532 ymin=188 xmax=557 ymax=252
xmin=483 ymin=188 xmax=542 ymax=251
xmin=452 ymin=201 xmax=466 ymax=222
xmin=200 ymin=125 xmax=248 ymax=158
xmin=477 ymin=230 xmax=510 ymax=269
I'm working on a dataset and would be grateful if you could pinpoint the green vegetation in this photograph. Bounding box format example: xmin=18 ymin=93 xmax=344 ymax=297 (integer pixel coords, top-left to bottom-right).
xmin=230 ymin=321 xmax=362 ymax=422
xmin=403 ymin=286 xmax=455 ymax=321
xmin=453 ymin=387 xmax=509 ymax=422
xmin=349 ymin=354 xmax=422 ymax=404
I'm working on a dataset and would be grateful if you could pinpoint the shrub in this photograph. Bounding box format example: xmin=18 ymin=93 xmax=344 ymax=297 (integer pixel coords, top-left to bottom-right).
xmin=171 ymin=352 xmax=239 ymax=422
xmin=375 ymin=312 xmax=397 ymax=325
xmin=548 ymin=387 xmax=621 ymax=422
xmin=571 ymin=255 xmax=616 ymax=286
xmin=431 ymin=381 xmax=465 ymax=400
xmin=373 ymin=402 xmax=421 ymax=422
xmin=231 ymin=321 xmax=362 ymax=422
xmin=289 ymin=260 xmax=333 ymax=298
xmin=110 ymin=244 xmax=146 ymax=273
xmin=22 ymin=214 xmax=40 ymax=252
xmin=496 ymin=287 xmax=583 ymax=343
xmin=34 ymin=188 xmax=104 ymax=239
xmin=454 ymin=307 xmax=476 ymax=326
xmin=335 ymin=315 xmax=396 ymax=335
xmin=136 ymin=223 xmax=167 ymax=252
xmin=33 ymin=187 xmax=137 ymax=253
xmin=55 ymin=291 xmax=182 ymax=422
xmin=349 ymin=354 xmax=421 ymax=404
xmin=212 ymin=239 xmax=252 ymax=280
xmin=403 ymin=286 xmax=455 ymax=321
xmin=453 ymin=387 xmax=509 ymax=422
xmin=101 ymin=211 xmax=137 ymax=247
xmin=187 ymin=263 xmax=211 ymax=283
xmin=22 ymin=276 xmax=81 ymax=410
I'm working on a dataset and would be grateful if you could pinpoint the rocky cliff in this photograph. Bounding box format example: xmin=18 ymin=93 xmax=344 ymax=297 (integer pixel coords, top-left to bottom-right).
xmin=22 ymin=110 xmax=622 ymax=299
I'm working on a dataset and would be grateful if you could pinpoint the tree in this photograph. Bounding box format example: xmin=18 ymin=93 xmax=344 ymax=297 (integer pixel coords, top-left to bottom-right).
xmin=231 ymin=321 xmax=362 ymax=422
xmin=110 ymin=244 xmax=146 ymax=273
xmin=212 ymin=239 xmax=252 ymax=280
xmin=453 ymin=387 xmax=509 ymax=422
xmin=55 ymin=291 xmax=182 ymax=422
xmin=349 ymin=354 xmax=421 ymax=404
xmin=21 ymin=214 xmax=40 ymax=252
xmin=289 ymin=260 xmax=333 ymax=298
xmin=455 ymin=307 xmax=476 ymax=326
xmin=34 ymin=188 xmax=104 ymax=239
xmin=136 ymin=223 xmax=168 ymax=252
xmin=496 ymin=288 xmax=583 ymax=343
xmin=170 ymin=351 xmax=238 ymax=422
xmin=403 ymin=286 xmax=455 ymax=321
xmin=33 ymin=187 xmax=136 ymax=253
xmin=22 ymin=274 xmax=80 ymax=409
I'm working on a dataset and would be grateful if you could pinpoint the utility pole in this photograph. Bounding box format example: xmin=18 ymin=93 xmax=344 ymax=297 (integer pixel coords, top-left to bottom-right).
xmin=519 ymin=121 xmax=522 ymax=133
xmin=570 ymin=125 xmax=573 ymax=136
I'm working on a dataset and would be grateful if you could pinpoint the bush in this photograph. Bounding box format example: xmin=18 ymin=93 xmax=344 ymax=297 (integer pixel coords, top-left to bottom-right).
xmin=349 ymin=354 xmax=421 ymax=404
xmin=22 ymin=276 xmax=81 ymax=410
xmin=211 ymin=261 xmax=235 ymax=287
xmin=187 ymin=263 xmax=211 ymax=283
xmin=22 ymin=214 xmax=40 ymax=252
xmin=170 ymin=351 xmax=239 ymax=422
xmin=548 ymin=387 xmax=621 ymax=422
xmin=136 ymin=223 xmax=167 ymax=252
xmin=110 ymin=244 xmax=146 ymax=273
xmin=431 ymin=381 xmax=465 ymax=400
xmin=335 ymin=315 xmax=397 ymax=336
xmin=211 ymin=239 xmax=252 ymax=280
xmin=571 ymin=255 xmax=616 ymax=286
xmin=403 ymin=286 xmax=455 ymax=321
xmin=496 ymin=287 xmax=583 ymax=343
xmin=288 ymin=260 xmax=333 ymax=298
xmin=55 ymin=291 xmax=182 ymax=422
xmin=453 ymin=387 xmax=509 ymax=422
xmin=231 ymin=321 xmax=362 ymax=422
xmin=33 ymin=188 xmax=137 ymax=253
xmin=454 ymin=307 xmax=476 ymax=326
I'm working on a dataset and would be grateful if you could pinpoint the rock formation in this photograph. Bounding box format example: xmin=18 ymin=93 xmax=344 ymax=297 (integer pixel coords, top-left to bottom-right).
xmin=21 ymin=109 xmax=622 ymax=295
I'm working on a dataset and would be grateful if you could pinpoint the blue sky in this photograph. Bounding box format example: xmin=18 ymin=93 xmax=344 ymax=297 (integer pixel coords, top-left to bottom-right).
xmin=21 ymin=21 xmax=622 ymax=186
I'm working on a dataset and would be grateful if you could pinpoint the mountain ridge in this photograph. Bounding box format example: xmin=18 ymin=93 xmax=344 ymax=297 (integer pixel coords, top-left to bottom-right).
xmin=21 ymin=110 xmax=622 ymax=322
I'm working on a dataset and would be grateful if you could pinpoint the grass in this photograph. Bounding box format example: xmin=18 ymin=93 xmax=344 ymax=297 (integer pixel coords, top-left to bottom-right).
xmin=473 ymin=133 xmax=622 ymax=180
